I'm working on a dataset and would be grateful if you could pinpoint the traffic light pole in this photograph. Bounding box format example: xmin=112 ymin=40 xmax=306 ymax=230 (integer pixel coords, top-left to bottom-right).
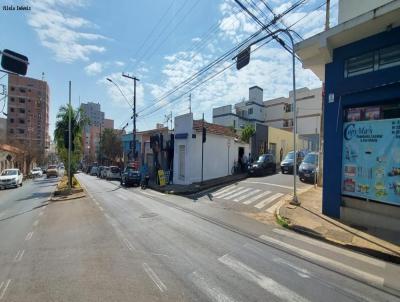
xmin=68 ymin=80 xmax=72 ymax=192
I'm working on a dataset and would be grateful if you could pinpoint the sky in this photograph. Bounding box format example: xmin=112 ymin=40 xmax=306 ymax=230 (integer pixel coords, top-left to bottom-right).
xmin=0 ymin=0 xmax=338 ymax=138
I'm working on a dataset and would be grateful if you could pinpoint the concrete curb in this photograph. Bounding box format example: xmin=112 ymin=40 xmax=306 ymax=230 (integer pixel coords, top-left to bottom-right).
xmin=50 ymin=175 xmax=86 ymax=202
xmin=275 ymin=203 xmax=400 ymax=264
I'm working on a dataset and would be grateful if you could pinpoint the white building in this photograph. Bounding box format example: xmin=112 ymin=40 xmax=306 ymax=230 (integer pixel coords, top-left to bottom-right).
xmin=173 ymin=113 xmax=249 ymax=185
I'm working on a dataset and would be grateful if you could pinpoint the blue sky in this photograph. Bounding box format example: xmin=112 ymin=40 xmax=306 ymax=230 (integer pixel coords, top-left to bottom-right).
xmin=0 ymin=0 xmax=338 ymax=137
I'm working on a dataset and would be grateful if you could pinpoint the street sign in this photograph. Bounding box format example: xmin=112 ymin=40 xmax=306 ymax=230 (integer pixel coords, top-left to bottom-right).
xmin=236 ymin=46 xmax=250 ymax=70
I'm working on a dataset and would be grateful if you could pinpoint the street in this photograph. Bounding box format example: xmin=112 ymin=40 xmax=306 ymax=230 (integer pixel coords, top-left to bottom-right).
xmin=0 ymin=173 xmax=398 ymax=301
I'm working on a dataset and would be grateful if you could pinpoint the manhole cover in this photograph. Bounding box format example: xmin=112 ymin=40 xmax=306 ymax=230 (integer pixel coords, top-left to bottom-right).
xmin=139 ymin=212 xmax=158 ymax=219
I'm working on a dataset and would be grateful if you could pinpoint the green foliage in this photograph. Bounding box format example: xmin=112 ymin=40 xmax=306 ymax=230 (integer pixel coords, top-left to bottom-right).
xmin=240 ymin=124 xmax=255 ymax=143
xmin=100 ymin=128 xmax=123 ymax=164
xmin=54 ymin=105 xmax=88 ymax=176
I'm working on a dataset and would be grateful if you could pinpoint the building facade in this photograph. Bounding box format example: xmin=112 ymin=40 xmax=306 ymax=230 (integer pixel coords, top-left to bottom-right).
xmin=296 ymin=0 xmax=400 ymax=232
xmin=0 ymin=117 xmax=6 ymax=144
xmin=7 ymin=74 xmax=50 ymax=168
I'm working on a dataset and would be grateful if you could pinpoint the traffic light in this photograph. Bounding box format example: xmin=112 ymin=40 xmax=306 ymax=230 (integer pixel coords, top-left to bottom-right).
xmin=1 ymin=49 xmax=29 ymax=75
xmin=64 ymin=130 xmax=75 ymax=151
xmin=202 ymin=127 xmax=206 ymax=143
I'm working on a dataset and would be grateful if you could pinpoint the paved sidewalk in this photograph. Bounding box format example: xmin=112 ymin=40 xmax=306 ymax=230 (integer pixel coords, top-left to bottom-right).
xmin=277 ymin=187 xmax=400 ymax=263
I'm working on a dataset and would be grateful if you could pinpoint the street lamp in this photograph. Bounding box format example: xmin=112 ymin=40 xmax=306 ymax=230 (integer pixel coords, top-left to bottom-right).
xmin=235 ymin=28 xmax=300 ymax=205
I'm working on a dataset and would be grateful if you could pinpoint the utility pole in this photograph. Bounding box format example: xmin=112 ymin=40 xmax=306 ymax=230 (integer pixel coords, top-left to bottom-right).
xmin=68 ymin=81 xmax=72 ymax=192
xmin=189 ymin=93 xmax=192 ymax=113
xmin=122 ymin=73 xmax=139 ymax=166
xmin=325 ymin=0 xmax=330 ymax=30
xmin=201 ymin=113 xmax=205 ymax=184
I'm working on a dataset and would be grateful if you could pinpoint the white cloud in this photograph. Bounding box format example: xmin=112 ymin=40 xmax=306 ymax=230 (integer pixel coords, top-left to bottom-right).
xmin=27 ymin=0 xmax=107 ymax=63
xmin=84 ymin=62 xmax=103 ymax=76
xmin=192 ymin=37 xmax=202 ymax=43
xmin=115 ymin=61 xmax=125 ymax=67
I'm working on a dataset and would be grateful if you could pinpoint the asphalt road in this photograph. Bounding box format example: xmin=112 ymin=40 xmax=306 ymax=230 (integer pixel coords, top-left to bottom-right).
xmin=0 ymin=173 xmax=398 ymax=301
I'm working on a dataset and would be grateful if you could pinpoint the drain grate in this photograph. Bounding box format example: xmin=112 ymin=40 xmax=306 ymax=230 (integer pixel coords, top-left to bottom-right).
xmin=139 ymin=212 xmax=158 ymax=219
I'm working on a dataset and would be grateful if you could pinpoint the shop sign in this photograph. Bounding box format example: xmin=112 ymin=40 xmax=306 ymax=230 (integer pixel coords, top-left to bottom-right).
xmin=342 ymin=118 xmax=400 ymax=206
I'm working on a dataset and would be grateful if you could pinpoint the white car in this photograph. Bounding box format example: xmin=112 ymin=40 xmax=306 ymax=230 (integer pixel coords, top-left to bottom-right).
xmin=106 ymin=166 xmax=121 ymax=180
xmin=31 ymin=167 xmax=43 ymax=178
xmin=0 ymin=169 xmax=23 ymax=189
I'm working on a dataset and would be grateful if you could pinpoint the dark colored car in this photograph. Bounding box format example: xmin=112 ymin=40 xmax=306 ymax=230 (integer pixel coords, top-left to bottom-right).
xmin=248 ymin=153 xmax=276 ymax=176
xmin=299 ymin=152 xmax=318 ymax=183
xmin=120 ymin=166 xmax=141 ymax=187
xmin=280 ymin=151 xmax=305 ymax=174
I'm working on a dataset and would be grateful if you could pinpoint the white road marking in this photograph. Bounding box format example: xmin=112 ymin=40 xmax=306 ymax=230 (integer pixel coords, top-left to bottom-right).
xmin=216 ymin=187 xmax=245 ymax=199
xmin=98 ymin=206 xmax=104 ymax=212
xmin=242 ymin=191 xmax=271 ymax=205
xmin=116 ymin=193 xmax=127 ymax=201
xmin=123 ymin=238 xmax=136 ymax=251
xmin=273 ymin=257 xmax=311 ymax=278
xmin=233 ymin=189 xmax=261 ymax=202
xmin=218 ymin=254 xmax=309 ymax=302
xmin=266 ymin=197 xmax=287 ymax=214
xmin=33 ymin=220 xmax=39 ymax=227
xmin=139 ymin=191 xmax=157 ymax=198
xmin=272 ymin=228 xmax=386 ymax=268
xmin=223 ymin=188 xmax=252 ymax=200
xmin=25 ymin=232 xmax=33 ymax=241
xmin=150 ymin=190 xmax=166 ymax=196
xmin=212 ymin=185 xmax=237 ymax=197
xmin=190 ymin=271 xmax=237 ymax=302
xmin=14 ymin=249 xmax=25 ymax=262
xmin=38 ymin=212 xmax=43 ymax=217
xmin=142 ymin=263 xmax=167 ymax=292
xmin=0 ymin=279 xmax=11 ymax=300
xmin=259 ymin=234 xmax=384 ymax=288
xmin=242 ymin=181 xmax=293 ymax=189
xmin=254 ymin=193 xmax=284 ymax=209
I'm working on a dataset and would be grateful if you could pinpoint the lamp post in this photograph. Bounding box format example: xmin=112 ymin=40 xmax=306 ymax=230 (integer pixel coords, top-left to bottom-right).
xmin=235 ymin=28 xmax=300 ymax=205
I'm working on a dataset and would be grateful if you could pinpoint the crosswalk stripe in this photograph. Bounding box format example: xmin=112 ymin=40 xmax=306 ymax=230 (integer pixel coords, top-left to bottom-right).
xmin=190 ymin=271 xmax=237 ymax=302
xmin=213 ymin=185 xmax=236 ymax=196
xmin=254 ymin=193 xmax=284 ymax=209
xmin=266 ymin=198 xmax=286 ymax=214
xmin=242 ymin=191 xmax=271 ymax=205
xmin=272 ymin=229 xmax=386 ymax=268
xmin=213 ymin=186 xmax=241 ymax=198
xmin=233 ymin=189 xmax=261 ymax=202
xmin=223 ymin=188 xmax=252 ymax=200
xmin=218 ymin=254 xmax=310 ymax=302
xmin=215 ymin=187 xmax=244 ymax=199
xmin=116 ymin=193 xmax=128 ymax=201
xmin=259 ymin=234 xmax=384 ymax=288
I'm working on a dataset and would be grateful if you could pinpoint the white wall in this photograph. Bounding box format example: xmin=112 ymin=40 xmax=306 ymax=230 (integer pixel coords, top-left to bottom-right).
xmin=338 ymin=0 xmax=393 ymax=23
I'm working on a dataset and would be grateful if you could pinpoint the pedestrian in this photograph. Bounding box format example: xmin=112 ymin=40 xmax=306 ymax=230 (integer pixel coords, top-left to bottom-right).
xmin=280 ymin=147 xmax=283 ymax=162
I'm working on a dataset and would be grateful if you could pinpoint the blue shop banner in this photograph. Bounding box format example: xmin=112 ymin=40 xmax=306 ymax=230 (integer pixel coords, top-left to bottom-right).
xmin=342 ymin=118 xmax=400 ymax=206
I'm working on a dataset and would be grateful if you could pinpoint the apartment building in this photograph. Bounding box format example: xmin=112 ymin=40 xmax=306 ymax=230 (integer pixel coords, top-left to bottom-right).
xmin=7 ymin=73 xmax=50 ymax=166
xmin=0 ymin=117 xmax=6 ymax=144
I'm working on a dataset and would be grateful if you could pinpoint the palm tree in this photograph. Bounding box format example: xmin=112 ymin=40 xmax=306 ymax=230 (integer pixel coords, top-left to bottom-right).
xmin=54 ymin=104 xmax=88 ymax=186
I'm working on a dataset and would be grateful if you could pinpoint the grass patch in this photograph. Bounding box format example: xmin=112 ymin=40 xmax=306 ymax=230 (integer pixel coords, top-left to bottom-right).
xmin=55 ymin=175 xmax=82 ymax=195
xmin=276 ymin=214 xmax=290 ymax=228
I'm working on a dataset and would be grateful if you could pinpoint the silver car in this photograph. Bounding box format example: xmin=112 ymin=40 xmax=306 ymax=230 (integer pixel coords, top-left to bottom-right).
xmin=106 ymin=166 xmax=121 ymax=180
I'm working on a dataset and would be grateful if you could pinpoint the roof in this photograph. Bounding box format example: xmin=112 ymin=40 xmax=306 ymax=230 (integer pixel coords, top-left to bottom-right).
xmin=0 ymin=144 xmax=24 ymax=154
xmin=193 ymin=120 xmax=237 ymax=138
xmin=295 ymin=0 xmax=400 ymax=80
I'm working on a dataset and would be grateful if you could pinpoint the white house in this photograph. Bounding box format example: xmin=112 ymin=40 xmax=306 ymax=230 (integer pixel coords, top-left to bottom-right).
xmin=173 ymin=113 xmax=249 ymax=185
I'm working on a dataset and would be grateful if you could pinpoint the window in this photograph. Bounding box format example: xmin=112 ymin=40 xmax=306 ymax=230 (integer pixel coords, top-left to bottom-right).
xmin=19 ymin=119 xmax=25 ymax=124
xmin=10 ymin=86 xmax=15 ymax=91
xmin=19 ymin=98 xmax=25 ymax=103
xmin=248 ymin=108 xmax=253 ymax=115
xmin=19 ymin=88 xmax=26 ymax=93
xmin=19 ymin=108 xmax=25 ymax=113
xmin=284 ymin=103 xmax=292 ymax=113
xmin=10 ymin=97 xmax=15 ymax=102
xmin=10 ymin=107 xmax=14 ymax=112
xmin=18 ymin=129 xmax=24 ymax=134
xmin=345 ymin=44 xmax=400 ymax=77
xmin=10 ymin=118 xmax=14 ymax=123
xmin=233 ymin=120 xmax=236 ymax=128
xmin=9 ymin=129 xmax=14 ymax=134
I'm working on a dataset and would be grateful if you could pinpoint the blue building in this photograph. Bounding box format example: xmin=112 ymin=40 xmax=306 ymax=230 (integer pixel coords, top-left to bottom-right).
xmin=296 ymin=0 xmax=400 ymax=233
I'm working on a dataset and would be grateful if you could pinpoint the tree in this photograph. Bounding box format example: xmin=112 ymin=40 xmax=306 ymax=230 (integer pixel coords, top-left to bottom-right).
xmin=100 ymin=128 xmax=123 ymax=165
xmin=54 ymin=104 xmax=88 ymax=186
xmin=241 ymin=124 xmax=255 ymax=143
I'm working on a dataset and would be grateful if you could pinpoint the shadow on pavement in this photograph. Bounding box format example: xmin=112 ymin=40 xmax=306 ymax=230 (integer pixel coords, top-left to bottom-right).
xmin=0 ymin=202 xmax=49 ymax=223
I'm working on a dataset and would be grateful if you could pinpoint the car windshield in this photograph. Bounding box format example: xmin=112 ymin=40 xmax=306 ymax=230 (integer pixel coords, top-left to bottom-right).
xmin=257 ymin=155 xmax=267 ymax=163
xmin=33 ymin=168 xmax=41 ymax=171
xmin=284 ymin=152 xmax=294 ymax=160
xmin=303 ymin=153 xmax=318 ymax=164
xmin=111 ymin=167 xmax=120 ymax=173
xmin=48 ymin=165 xmax=57 ymax=169
xmin=1 ymin=170 xmax=17 ymax=176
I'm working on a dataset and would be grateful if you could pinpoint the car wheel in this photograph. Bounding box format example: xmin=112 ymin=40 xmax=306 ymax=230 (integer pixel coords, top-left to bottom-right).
xmin=20 ymin=182 xmax=23 ymax=187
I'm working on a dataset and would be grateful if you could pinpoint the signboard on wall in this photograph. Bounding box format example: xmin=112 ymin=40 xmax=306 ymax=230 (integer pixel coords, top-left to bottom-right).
xmin=342 ymin=118 xmax=400 ymax=206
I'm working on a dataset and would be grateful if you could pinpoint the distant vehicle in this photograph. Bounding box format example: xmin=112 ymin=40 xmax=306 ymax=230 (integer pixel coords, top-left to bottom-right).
xmin=107 ymin=166 xmax=121 ymax=180
xmin=101 ymin=166 xmax=109 ymax=179
xmin=299 ymin=152 xmax=319 ymax=183
xmin=248 ymin=153 xmax=276 ymax=176
xmin=0 ymin=169 xmax=23 ymax=189
xmin=86 ymin=165 xmax=92 ymax=174
xmin=30 ymin=167 xmax=43 ymax=178
xmin=46 ymin=165 xmax=59 ymax=178
xmin=90 ymin=166 xmax=98 ymax=176
xmin=120 ymin=166 xmax=141 ymax=187
xmin=97 ymin=166 xmax=104 ymax=178
xmin=280 ymin=151 xmax=305 ymax=174
xmin=42 ymin=167 xmax=47 ymax=174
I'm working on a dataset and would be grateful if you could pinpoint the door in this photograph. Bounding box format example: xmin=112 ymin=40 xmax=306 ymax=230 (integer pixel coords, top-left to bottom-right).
xmin=178 ymin=145 xmax=185 ymax=180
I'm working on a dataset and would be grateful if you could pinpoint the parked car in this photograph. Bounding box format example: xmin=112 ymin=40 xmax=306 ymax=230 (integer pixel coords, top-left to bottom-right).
xmin=0 ymin=168 xmax=23 ymax=189
xmin=299 ymin=152 xmax=319 ymax=183
xmin=280 ymin=151 xmax=305 ymax=174
xmin=86 ymin=165 xmax=93 ymax=174
xmin=101 ymin=166 xmax=109 ymax=179
xmin=90 ymin=166 xmax=98 ymax=176
xmin=30 ymin=167 xmax=43 ymax=178
xmin=97 ymin=166 xmax=104 ymax=178
xmin=46 ymin=165 xmax=59 ymax=178
xmin=120 ymin=166 xmax=141 ymax=186
xmin=248 ymin=153 xmax=276 ymax=176
xmin=107 ymin=166 xmax=121 ymax=180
